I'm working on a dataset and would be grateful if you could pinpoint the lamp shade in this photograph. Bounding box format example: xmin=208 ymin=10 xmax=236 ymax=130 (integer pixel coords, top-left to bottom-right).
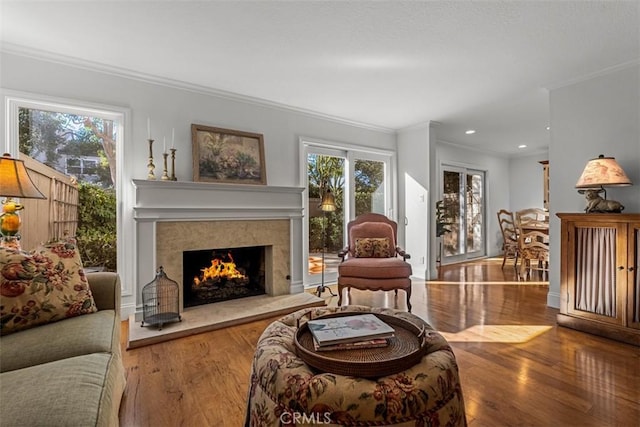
xmin=575 ymin=155 xmax=632 ymax=189
xmin=0 ymin=153 xmax=46 ymax=199
xmin=320 ymin=188 xmax=336 ymax=212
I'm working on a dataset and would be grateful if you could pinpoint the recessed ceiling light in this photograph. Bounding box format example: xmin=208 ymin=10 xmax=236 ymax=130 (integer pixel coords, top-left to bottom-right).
xmin=546 ymin=126 xmax=550 ymax=131
xmin=518 ymin=144 xmax=527 ymax=149
xmin=465 ymin=130 xmax=476 ymax=135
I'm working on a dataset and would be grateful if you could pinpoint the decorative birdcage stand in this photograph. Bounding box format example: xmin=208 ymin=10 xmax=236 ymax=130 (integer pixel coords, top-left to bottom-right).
xmin=141 ymin=266 xmax=181 ymax=330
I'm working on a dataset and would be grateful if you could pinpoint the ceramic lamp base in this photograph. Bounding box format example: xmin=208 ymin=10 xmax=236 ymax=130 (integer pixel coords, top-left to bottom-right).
xmin=0 ymin=235 xmax=21 ymax=251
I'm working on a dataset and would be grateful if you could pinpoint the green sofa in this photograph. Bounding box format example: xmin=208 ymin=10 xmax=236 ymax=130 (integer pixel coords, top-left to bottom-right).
xmin=0 ymin=272 xmax=126 ymax=427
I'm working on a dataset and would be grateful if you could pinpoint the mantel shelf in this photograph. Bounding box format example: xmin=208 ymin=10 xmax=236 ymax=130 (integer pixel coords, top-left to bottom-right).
xmin=131 ymin=179 xmax=305 ymax=221
xmin=132 ymin=179 xmax=304 ymax=194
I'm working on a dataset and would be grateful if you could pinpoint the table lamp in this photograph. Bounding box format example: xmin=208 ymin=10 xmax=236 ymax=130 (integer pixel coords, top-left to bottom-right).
xmin=0 ymin=153 xmax=46 ymax=249
xmin=575 ymin=154 xmax=631 ymax=213
xmin=316 ymin=188 xmax=336 ymax=297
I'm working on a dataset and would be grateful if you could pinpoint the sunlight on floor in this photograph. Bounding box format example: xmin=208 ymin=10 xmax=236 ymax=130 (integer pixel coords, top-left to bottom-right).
xmin=427 ymin=280 xmax=548 ymax=285
xmin=439 ymin=324 xmax=553 ymax=343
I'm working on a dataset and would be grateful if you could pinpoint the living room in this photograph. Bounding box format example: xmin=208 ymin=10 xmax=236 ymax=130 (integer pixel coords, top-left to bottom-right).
xmin=1 ymin=1 xmax=639 ymax=426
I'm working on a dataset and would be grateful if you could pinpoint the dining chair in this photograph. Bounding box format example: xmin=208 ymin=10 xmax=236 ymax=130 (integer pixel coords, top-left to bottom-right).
xmin=515 ymin=208 xmax=549 ymax=230
xmin=497 ymin=209 xmax=519 ymax=270
xmin=515 ymin=208 xmax=549 ymax=279
xmin=516 ymin=227 xmax=550 ymax=279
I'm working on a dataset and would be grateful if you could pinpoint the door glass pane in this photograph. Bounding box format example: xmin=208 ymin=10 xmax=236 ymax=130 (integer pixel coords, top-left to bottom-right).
xmin=354 ymin=159 xmax=385 ymax=216
xmin=466 ymin=172 xmax=483 ymax=254
xmin=307 ymin=153 xmax=344 ymax=279
xmin=443 ymin=170 xmax=463 ymax=257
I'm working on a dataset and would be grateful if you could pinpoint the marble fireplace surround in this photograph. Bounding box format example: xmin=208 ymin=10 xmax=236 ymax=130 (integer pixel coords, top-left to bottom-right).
xmin=156 ymin=218 xmax=290 ymax=309
xmin=130 ymin=180 xmax=324 ymax=347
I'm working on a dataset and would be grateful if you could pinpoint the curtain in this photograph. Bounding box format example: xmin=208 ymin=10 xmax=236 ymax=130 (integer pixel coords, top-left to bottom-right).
xmin=575 ymin=227 xmax=616 ymax=317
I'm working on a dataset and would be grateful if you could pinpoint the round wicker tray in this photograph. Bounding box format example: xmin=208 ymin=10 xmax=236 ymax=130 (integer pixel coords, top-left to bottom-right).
xmin=294 ymin=312 xmax=427 ymax=378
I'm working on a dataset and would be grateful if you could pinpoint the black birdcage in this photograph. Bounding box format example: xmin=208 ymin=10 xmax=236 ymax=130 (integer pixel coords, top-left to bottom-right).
xmin=141 ymin=266 xmax=181 ymax=330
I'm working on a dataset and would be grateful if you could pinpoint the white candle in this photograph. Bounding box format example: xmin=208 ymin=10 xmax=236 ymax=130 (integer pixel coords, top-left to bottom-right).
xmin=171 ymin=128 xmax=175 ymax=148
xmin=163 ymin=137 xmax=166 ymax=153
xmin=147 ymin=118 xmax=151 ymax=140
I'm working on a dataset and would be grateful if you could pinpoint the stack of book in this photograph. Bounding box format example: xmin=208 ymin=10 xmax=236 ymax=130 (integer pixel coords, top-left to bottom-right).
xmin=307 ymin=313 xmax=395 ymax=352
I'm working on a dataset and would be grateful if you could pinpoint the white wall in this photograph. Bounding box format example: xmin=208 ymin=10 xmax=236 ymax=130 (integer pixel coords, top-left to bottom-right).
xmin=508 ymin=152 xmax=549 ymax=212
xmin=396 ymin=126 xmax=524 ymax=279
xmin=0 ymin=52 xmax=398 ymax=317
xmin=548 ymin=63 xmax=640 ymax=308
xmin=397 ymin=124 xmax=431 ymax=279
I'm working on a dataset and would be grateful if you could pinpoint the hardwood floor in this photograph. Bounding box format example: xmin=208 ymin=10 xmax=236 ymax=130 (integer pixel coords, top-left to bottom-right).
xmin=118 ymin=258 xmax=640 ymax=426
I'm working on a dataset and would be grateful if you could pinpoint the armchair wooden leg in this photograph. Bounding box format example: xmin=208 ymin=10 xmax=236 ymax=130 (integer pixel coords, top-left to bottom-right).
xmin=337 ymin=284 xmax=344 ymax=306
xmin=406 ymin=287 xmax=412 ymax=312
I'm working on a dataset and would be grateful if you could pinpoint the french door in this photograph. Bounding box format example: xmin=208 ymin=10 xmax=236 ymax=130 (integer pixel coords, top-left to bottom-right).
xmin=440 ymin=165 xmax=486 ymax=264
xmin=302 ymin=140 xmax=393 ymax=287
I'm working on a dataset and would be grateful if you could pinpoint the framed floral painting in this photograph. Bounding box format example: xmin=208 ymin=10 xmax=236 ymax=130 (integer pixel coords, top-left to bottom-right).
xmin=191 ymin=124 xmax=266 ymax=185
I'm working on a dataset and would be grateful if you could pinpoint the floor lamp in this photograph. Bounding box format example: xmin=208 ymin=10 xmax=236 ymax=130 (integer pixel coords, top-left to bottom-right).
xmin=316 ymin=188 xmax=336 ymax=297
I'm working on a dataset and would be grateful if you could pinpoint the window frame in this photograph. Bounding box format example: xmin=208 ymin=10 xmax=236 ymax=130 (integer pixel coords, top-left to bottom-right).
xmin=3 ymin=91 xmax=133 ymax=296
xmin=299 ymin=136 xmax=397 ymax=287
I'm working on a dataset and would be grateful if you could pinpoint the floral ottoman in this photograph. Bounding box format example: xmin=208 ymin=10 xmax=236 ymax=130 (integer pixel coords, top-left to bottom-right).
xmin=246 ymin=305 xmax=467 ymax=426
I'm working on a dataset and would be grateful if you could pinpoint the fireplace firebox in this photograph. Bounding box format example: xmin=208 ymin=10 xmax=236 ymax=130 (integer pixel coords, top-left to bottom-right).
xmin=182 ymin=246 xmax=266 ymax=308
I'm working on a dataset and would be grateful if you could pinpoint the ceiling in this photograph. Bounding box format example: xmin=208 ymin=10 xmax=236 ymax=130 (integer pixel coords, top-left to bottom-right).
xmin=1 ymin=1 xmax=638 ymax=156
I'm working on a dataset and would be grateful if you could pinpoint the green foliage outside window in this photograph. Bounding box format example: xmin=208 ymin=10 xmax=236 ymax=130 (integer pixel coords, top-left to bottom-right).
xmin=308 ymin=155 xmax=345 ymax=253
xmin=307 ymin=155 xmax=386 ymax=254
xmin=76 ymin=183 xmax=117 ymax=270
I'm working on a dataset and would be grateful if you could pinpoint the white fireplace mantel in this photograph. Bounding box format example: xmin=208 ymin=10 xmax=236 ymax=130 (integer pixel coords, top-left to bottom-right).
xmin=132 ymin=179 xmax=305 ymax=220
xmin=131 ymin=179 xmax=306 ymax=317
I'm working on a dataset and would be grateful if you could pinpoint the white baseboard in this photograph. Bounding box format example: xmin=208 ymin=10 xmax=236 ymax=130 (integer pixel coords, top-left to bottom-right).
xmin=547 ymin=291 xmax=560 ymax=309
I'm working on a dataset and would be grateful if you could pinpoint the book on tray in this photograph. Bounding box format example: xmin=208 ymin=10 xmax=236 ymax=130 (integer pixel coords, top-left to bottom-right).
xmin=307 ymin=313 xmax=395 ymax=348
xmin=312 ymin=337 xmax=389 ymax=352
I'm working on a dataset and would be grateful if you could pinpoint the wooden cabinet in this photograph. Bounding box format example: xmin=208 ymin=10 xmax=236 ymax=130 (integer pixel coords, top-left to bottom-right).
xmin=539 ymin=160 xmax=549 ymax=210
xmin=557 ymin=213 xmax=639 ymax=346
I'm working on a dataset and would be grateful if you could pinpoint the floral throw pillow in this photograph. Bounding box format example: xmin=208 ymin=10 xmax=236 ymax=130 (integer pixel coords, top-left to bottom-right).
xmin=0 ymin=238 xmax=97 ymax=336
xmin=354 ymin=237 xmax=392 ymax=258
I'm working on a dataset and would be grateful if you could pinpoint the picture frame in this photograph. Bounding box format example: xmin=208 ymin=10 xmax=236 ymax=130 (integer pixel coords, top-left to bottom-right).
xmin=191 ymin=124 xmax=266 ymax=185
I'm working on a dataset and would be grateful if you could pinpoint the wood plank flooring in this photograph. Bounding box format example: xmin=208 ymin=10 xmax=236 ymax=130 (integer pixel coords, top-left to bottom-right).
xmin=118 ymin=258 xmax=640 ymax=426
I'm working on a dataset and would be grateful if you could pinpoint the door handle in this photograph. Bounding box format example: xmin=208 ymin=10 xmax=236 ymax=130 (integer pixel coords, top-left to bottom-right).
xmin=629 ymin=266 xmax=635 ymax=272
xmin=617 ymin=266 xmax=625 ymax=271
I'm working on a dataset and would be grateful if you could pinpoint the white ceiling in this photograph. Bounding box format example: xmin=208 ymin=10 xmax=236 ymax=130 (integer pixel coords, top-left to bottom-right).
xmin=1 ymin=1 xmax=638 ymax=155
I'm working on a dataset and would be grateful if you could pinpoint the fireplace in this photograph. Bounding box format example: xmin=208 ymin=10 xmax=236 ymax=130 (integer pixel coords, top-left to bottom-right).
xmin=183 ymin=246 xmax=266 ymax=308
xmin=131 ymin=179 xmax=306 ymax=320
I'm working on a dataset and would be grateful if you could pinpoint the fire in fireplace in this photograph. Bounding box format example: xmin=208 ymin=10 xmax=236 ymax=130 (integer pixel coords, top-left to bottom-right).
xmin=183 ymin=246 xmax=266 ymax=308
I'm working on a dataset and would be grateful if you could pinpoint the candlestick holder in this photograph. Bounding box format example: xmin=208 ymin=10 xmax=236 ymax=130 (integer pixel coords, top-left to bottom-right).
xmin=161 ymin=152 xmax=170 ymax=181
xmin=170 ymin=148 xmax=177 ymax=181
xmin=147 ymin=139 xmax=156 ymax=180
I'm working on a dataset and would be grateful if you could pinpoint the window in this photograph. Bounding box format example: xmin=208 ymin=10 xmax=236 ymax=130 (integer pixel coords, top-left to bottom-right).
xmin=5 ymin=94 xmax=124 ymax=272
xmin=65 ymin=157 xmax=99 ymax=178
